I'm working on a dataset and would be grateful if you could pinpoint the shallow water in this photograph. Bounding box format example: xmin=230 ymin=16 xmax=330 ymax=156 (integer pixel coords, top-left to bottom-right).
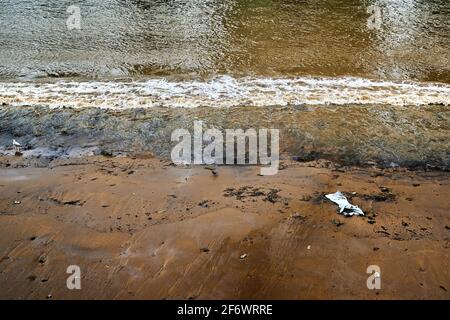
xmin=0 ymin=103 xmax=449 ymax=168
xmin=0 ymin=0 xmax=449 ymax=83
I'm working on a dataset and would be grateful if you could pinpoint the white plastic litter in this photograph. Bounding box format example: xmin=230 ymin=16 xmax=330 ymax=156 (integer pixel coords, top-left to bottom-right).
xmin=325 ymin=191 xmax=364 ymax=216
xmin=12 ymin=139 xmax=22 ymax=153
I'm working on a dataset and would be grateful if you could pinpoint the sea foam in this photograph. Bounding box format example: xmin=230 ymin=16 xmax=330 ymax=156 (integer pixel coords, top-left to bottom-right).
xmin=1 ymin=76 xmax=449 ymax=109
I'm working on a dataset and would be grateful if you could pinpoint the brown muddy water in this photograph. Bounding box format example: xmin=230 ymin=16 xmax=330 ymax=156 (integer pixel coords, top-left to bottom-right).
xmin=0 ymin=0 xmax=449 ymax=81
xmin=0 ymin=0 xmax=449 ymax=167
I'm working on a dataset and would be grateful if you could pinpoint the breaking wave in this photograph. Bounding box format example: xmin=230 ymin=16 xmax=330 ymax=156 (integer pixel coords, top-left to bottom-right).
xmin=1 ymin=76 xmax=449 ymax=109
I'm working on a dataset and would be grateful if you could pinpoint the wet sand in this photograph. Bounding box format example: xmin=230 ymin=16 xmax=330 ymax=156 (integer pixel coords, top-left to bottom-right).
xmin=0 ymin=156 xmax=448 ymax=299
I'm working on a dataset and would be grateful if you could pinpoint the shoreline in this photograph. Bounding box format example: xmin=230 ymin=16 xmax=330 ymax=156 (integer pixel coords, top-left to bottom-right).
xmin=1 ymin=103 xmax=449 ymax=170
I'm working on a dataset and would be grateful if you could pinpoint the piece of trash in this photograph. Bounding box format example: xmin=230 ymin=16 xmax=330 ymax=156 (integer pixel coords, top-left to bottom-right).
xmin=12 ymin=139 xmax=23 ymax=155
xmin=240 ymin=253 xmax=247 ymax=259
xmin=12 ymin=139 xmax=21 ymax=147
xmin=325 ymin=191 xmax=364 ymax=216
xmin=12 ymin=139 xmax=23 ymax=153
xmin=14 ymin=200 xmax=21 ymax=204
xmin=307 ymin=245 xmax=311 ymax=250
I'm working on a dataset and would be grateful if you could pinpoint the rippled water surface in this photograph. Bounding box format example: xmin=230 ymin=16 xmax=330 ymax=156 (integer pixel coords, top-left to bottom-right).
xmin=0 ymin=0 xmax=449 ymax=82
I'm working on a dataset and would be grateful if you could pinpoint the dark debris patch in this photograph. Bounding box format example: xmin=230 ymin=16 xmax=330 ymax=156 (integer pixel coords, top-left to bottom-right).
xmin=361 ymin=192 xmax=396 ymax=202
xmin=264 ymin=189 xmax=280 ymax=203
xmin=49 ymin=198 xmax=85 ymax=206
xmin=223 ymin=186 xmax=280 ymax=203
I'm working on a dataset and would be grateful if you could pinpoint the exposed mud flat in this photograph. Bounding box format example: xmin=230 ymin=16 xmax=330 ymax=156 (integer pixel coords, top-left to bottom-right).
xmin=0 ymin=157 xmax=448 ymax=299
xmin=0 ymin=103 xmax=449 ymax=169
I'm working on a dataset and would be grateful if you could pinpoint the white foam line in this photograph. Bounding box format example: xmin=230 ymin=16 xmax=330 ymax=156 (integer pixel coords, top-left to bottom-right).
xmin=0 ymin=76 xmax=449 ymax=108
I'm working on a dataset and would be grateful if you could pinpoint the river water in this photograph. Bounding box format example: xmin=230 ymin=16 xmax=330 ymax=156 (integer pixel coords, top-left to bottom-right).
xmin=0 ymin=0 xmax=449 ymax=108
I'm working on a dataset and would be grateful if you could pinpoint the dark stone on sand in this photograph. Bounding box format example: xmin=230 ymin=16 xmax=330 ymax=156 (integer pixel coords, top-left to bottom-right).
xmin=27 ymin=274 xmax=37 ymax=281
xmin=38 ymin=254 xmax=47 ymax=264
xmin=300 ymin=195 xmax=312 ymax=201
xmin=331 ymin=219 xmax=344 ymax=227
xmin=100 ymin=149 xmax=113 ymax=157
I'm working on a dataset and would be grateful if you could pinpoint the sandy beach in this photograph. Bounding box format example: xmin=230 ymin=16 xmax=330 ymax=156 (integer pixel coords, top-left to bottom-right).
xmin=0 ymin=156 xmax=448 ymax=299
